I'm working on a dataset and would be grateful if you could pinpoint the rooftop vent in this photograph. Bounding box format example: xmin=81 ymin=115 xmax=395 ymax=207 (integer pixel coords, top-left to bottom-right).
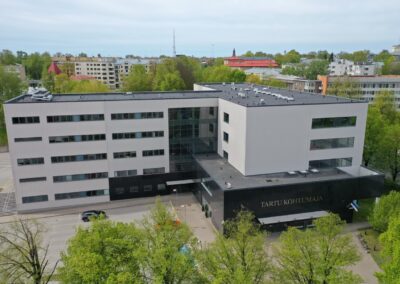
xmin=260 ymin=98 xmax=265 ymax=105
xmin=225 ymin=182 xmax=232 ymax=189
xmin=126 ymin=91 xmax=133 ymax=95
xmin=28 ymin=87 xmax=53 ymax=101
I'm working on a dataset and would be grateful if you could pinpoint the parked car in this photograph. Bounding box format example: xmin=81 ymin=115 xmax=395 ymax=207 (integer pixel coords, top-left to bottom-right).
xmin=80 ymin=210 xmax=107 ymax=222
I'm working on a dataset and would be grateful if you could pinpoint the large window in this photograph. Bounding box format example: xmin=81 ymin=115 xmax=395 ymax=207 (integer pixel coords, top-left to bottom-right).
xmin=114 ymin=170 xmax=137 ymax=177
xmin=17 ymin=157 xmax=44 ymax=166
xmin=310 ymin=137 xmax=354 ymax=150
xmin=223 ymin=112 xmax=229 ymax=123
xmin=20 ymin=177 xmax=46 ymax=183
xmin=49 ymin=134 xmax=105 ymax=143
xmin=111 ymin=112 xmax=163 ymax=120
xmin=143 ymin=167 xmax=165 ymax=175
xmin=47 ymin=114 xmax=104 ymax=123
xmin=309 ymin=157 xmax=352 ymax=169
xmin=53 ymin=172 xmax=108 ymax=182
xmin=22 ymin=195 xmax=48 ymax=203
xmin=113 ymin=151 xmax=136 ymax=159
xmin=12 ymin=116 xmax=40 ymax=124
xmin=55 ymin=189 xmax=108 ymax=200
xmin=51 ymin=153 xmax=107 ymax=163
xmin=312 ymin=117 xmax=356 ymax=129
xmin=143 ymin=149 xmax=164 ymax=157
xmin=14 ymin=137 xmax=42 ymax=142
xmin=112 ymin=131 xmax=164 ymax=140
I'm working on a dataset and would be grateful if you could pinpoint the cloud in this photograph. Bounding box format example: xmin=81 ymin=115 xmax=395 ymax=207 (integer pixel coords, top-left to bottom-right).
xmin=0 ymin=0 xmax=399 ymax=56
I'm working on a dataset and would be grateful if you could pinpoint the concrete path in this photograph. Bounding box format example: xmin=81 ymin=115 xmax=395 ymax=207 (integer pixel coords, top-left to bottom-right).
xmin=0 ymin=152 xmax=13 ymax=193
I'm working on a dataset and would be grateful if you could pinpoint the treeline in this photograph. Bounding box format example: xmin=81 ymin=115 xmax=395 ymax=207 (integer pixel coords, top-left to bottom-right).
xmin=122 ymin=57 xmax=246 ymax=92
xmin=0 ymin=200 xmax=363 ymax=284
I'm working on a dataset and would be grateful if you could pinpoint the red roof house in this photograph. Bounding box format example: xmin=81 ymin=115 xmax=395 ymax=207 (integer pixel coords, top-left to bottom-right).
xmin=47 ymin=62 xmax=62 ymax=75
xmin=224 ymin=49 xmax=279 ymax=70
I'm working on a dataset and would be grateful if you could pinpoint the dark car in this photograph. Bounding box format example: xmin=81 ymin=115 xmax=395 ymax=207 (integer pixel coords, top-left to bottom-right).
xmin=80 ymin=210 xmax=107 ymax=222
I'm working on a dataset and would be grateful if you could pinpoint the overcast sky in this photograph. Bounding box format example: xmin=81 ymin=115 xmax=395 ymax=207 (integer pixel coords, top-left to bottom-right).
xmin=1 ymin=0 xmax=399 ymax=57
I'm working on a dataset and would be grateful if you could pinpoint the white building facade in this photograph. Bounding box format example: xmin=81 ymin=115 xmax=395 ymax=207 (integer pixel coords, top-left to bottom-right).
xmin=5 ymin=83 xmax=381 ymax=214
xmin=329 ymin=59 xmax=377 ymax=76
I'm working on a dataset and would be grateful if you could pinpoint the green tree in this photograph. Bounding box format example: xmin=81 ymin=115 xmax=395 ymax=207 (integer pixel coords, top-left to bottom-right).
xmin=202 ymin=65 xmax=246 ymax=83
xmin=369 ymin=191 xmax=400 ymax=232
xmin=376 ymin=124 xmax=400 ymax=182
xmin=263 ymin=78 xmax=287 ymax=88
xmin=363 ymin=106 xmax=384 ymax=166
xmin=374 ymin=50 xmax=393 ymax=62
xmin=153 ymin=59 xmax=185 ymax=91
xmin=304 ymin=60 xmax=329 ymax=80
xmin=0 ymin=66 xmax=25 ymax=145
xmin=281 ymin=65 xmax=305 ymax=77
xmin=0 ymin=49 xmax=17 ymax=65
xmin=78 ymin=52 xmax=88 ymax=57
xmin=376 ymin=215 xmax=400 ymax=283
xmin=246 ymin=74 xmax=262 ymax=84
xmin=272 ymin=214 xmax=361 ymax=284
xmin=275 ymin=50 xmax=301 ymax=65
xmin=70 ymin=80 xmax=110 ymax=93
xmin=326 ymin=77 xmax=361 ymax=99
xmin=22 ymin=52 xmax=52 ymax=80
xmin=175 ymin=56 xmax=203 ymax=89
xmin=373 ymin=90 xmax=398 ymax=123
xmin=122 ymin=65 xmax=152 ymax=92
xmin=242 ymin=51 xmax=254 ymax=57
xmin=58 ymin=218 xmax=144 ymax=284
xmin=340 ymin=50 xmax=370 ymax=62
xmin=316 ymin=50 xmax=329 ymax=60
xmin=0 ymin=218 xmax=58 ymax=284
xmin=198 ymin=211 xmax=270 ymax=284
xmin=140 ymin=200 xmax=202 ymax=284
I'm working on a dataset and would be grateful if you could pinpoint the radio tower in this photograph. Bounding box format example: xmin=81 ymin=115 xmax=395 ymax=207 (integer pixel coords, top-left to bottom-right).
xmin=173 ymin=29 xmax=176 ymax=57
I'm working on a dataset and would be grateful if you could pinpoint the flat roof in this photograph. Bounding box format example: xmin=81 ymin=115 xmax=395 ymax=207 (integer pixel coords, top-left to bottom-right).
xmin=195 ymin=154 xmax=354 ymax=191
xmin=6 ymin=83 xmax=363 ymax=107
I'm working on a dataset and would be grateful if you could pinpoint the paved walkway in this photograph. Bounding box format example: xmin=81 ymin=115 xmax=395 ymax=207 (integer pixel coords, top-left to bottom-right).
xmin=0 ymin=152 xmax=13 ymax=193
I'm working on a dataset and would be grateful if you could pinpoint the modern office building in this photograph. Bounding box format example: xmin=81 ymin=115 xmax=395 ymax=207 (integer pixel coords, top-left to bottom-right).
xmin=319 ymin=75 xmax=400 ymax=107
xmin=4 ymin=83 xmax=384 ymax=230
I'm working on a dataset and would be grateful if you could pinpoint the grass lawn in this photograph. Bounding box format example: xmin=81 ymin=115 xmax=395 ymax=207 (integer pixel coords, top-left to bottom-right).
xmin=353 ymin=198 xmax=375 ymax=222
xmin=358 ymin=228 xmax=388 ymax=267
xmin=0 ymin=127 xmax=7 ymax=146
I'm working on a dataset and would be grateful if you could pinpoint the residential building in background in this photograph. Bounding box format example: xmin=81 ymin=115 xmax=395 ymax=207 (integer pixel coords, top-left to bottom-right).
xmin=270 ymin=74 xmax=322 ymax=93
xmin=53 ymin=56 xmax=160 ymax=89
xmin=4 ymin=64 xmax=26 ymax=81
xmin=224 ymin=49 xmax=279 ymax=70
xmin=319 ymin=75 xmax=400 ymax=106
xmin=4 ymin=83 xmax=383 ymax=230
xmin=392 ymin=43 xmax=400 ymax=59
xmin=328 ymin=59 xmax=378 ymax=76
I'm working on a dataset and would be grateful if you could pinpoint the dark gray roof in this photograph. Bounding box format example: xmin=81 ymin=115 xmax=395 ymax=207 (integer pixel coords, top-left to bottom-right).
xmin=195 ymin=154 xmax=353 ymax=191
xmin=6 ymin=83 xmax=364 ymax=107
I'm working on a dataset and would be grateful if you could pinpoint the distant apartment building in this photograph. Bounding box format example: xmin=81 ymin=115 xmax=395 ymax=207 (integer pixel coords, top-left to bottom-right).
xmin=392 ymin=44 xmax=400 ymax=59
xmin=319 ymin=75 xmax=400 ymax=106
xmin=4 ymin=64 xmax=26 ymax=81
xmin=328 ymin=59 xmax=377 ymax=76
xmin=224 ymin=49 xmax=278 ymax=70
xmin=53 ymin=56 xmax=160 ymax=89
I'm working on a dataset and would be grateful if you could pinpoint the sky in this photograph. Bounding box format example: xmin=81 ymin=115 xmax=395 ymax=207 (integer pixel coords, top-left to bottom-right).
xmin=1 ymin=0 xmax=399 ymax=57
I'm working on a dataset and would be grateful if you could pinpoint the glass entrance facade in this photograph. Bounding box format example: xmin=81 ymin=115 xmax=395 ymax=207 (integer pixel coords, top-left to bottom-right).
xmin=169 ymin=107 xmax=218 ymax=172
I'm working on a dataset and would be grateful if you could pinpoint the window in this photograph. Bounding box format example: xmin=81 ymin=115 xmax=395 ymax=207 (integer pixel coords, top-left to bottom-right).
xmin=209 ymin=107 xmax=214 ymax=116
xmin=223 ymin=132 xmax=229 ymax=142
xmin=49 ymin=134 xmax=106 ymax=143
xmin=223 ymin=151 xmax=229 ymax=159
xmin=312 ymin=117 xmax=356 ymax=129
xmin=14 ymin=137 xmax=42 ymax=142
xmin=129 ymin=186 xmax=139 ymax=193
xmin=143 ymin=167 xmax=165 ymax=175
xmin=309 ymin=157 xmax=352 ymax=169
xmin=209 ymin=123 xmax=214 ymax=133
xmin=20 ymin=177 xmax=46 ymax=183
xmin=223 ymin=113 xmax=229 ymax=123
xmin=113 ymin=151 xmax=136 ymax=159
xmin=115 ymin=187 xmax=125 ymax=195
xmin=12 ymin=116 xmax=40 ymax=124
xmin=143 ymin=185 xmax=153 ymax=192
xmin=53 ymin=172 xmax=108 ymax=182
xmin=114 ymin=170 xmax=137 ymax=177
xmin=157 ymin=184 xmax=166 ymax=191
xmin=22 ymin=195 xmax=48 ymax=203
xmin=142 ymin=149 xmax=164 ymax=157
xmin=310 ymin=137 xmax=354 ymax=150
xmin=51 ymin=153 xmax=107 ymax=163
xmin=55 ymin=189 xmax=107 ymax=200
xmin=111 ymin=112 xmax=163 ymax=120
xmin=112 ymin=131 xmax=164 ymax=140
xmin=47 ymin=114 xmax=104 ymax=123
xmin=17 ymin=157 xmax=44 ymax=166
